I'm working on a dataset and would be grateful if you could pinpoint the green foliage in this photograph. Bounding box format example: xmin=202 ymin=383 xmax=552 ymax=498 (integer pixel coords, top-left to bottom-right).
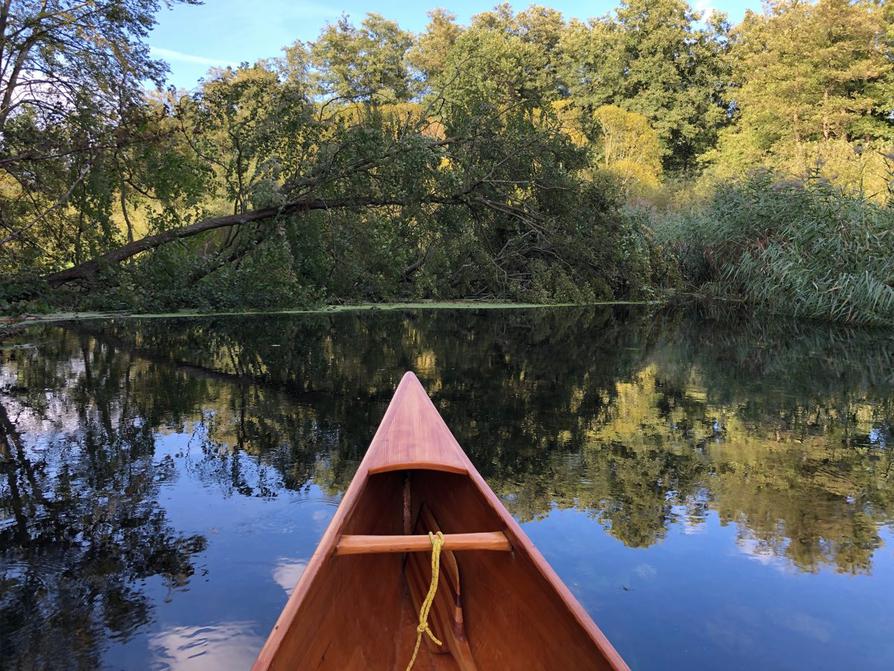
xmin=657 ymin=171 xmax=894 ymax=325
xmin=559 ymin=0 xmax=732 ymax=172
xmin=2 ymin=1 xmax=891 ymax=326
xmin=592 ymin=105 xmax=663 ymax=196
xmin=309 ymin=13 xmax=414 ymax=103
xmin=71 ymin=234 xmax=320 ymax=313
xmin=407 ymin=9 xmax=463 ymax=83
xmin=197 ymin=238 xmax=316 ymax=309
xmin=733 ymin=0 xmax=891 ymax=146
xmin=702 ymin=0 xmax=893 ymax=185
xmin=0 ymin=0 xmax=197 ymax=274
xmin=466 ymin=4 xmax=567 ymax=101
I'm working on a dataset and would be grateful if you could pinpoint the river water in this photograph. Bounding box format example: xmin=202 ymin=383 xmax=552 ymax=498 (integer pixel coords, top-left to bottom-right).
xmin=1 ymin=306 xmax=892 ymax=670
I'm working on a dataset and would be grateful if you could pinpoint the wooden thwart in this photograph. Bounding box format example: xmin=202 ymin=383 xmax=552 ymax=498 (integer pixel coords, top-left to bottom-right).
xmin=336 ymin=531 xmax=511 ymax=555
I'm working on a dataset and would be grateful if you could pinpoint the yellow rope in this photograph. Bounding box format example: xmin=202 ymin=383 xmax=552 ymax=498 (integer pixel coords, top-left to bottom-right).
xmin=405 ymin=531 xmax=445 ymax=671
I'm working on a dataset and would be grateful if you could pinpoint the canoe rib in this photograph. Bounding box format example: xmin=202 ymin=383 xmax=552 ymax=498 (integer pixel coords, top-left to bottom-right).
xmin=252 ymin=371 xmax=630 ymax=671
xmin=335 ymin=532 xmax=512 ymax=555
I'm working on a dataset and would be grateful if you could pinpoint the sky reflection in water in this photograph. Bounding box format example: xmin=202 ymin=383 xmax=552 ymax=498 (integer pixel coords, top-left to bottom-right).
xmin=1 ymin=306 xmax=893 ymax=670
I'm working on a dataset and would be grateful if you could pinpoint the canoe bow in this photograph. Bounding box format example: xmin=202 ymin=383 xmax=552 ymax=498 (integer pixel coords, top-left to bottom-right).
xmin=252 ymin=371 xmax=629 ymax=671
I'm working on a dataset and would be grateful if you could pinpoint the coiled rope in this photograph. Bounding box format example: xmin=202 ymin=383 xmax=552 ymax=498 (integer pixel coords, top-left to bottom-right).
xmin=405 ymin=531 xmax=445 ymax=671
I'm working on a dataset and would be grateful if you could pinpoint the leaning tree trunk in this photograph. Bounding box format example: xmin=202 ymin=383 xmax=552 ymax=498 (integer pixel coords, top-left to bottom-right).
xmin=44 ymin=194 xmax=461 ymax=286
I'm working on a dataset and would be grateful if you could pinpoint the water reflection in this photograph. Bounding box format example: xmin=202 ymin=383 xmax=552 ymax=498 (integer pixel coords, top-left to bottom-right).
xmin=149 ymin=621 xmax=262 ymax=671
xmin=271 ymin=558 xmax=307 ymax=596
xmin=1 ymin=307 xmax=893 ymax=669
xmin=0 ymin=348 xmax=207 ymax=669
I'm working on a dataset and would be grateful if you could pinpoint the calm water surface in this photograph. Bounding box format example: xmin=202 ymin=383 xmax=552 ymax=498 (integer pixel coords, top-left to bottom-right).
xmin=1 ymin=307 xmax=893 ymax=670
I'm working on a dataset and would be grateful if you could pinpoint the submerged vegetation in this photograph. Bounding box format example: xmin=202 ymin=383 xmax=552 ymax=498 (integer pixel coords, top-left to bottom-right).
xmin=0 ymin=0 xmax=891 ymax=324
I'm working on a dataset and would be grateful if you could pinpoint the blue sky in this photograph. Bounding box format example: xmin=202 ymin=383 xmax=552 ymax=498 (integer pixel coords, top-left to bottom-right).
xmin=150 ymin=0 xmax=762 ymax=90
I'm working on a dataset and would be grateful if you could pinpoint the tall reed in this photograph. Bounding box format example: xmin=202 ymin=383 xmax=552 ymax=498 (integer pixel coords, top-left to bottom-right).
xmin=655 ymin=171 xmax=894 ymax=326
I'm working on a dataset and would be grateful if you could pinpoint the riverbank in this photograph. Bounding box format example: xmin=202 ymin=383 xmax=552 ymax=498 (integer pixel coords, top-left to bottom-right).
xmin=0 ymin=299 xmax=666 ymax=334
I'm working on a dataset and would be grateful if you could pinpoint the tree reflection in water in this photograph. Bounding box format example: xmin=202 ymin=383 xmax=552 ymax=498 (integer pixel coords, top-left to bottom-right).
xmin=1 ymin=306 xmax=892 ymax=668
xmin=0 ymin=335 xmax=207 ymax=668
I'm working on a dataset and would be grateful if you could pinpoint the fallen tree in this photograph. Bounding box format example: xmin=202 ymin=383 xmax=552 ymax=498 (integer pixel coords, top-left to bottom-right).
xmin=3 ymin=18 xmax=664 ymax=307
xmin=44 ymin=194 xmax=464 ymax=286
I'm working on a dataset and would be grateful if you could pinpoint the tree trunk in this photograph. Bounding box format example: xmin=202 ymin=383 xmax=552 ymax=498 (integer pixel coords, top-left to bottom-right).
xmin=44 ymin=194 xmax=462 ymax=286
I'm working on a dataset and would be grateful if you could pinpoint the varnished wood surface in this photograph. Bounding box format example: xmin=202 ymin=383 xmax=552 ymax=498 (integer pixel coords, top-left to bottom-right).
xmin=336 ymin=531 xmax=511 ymax=555
xmin=252 ymin=372 xmax=630 ymax=671
xmin=365 ymin=373 xmax=468 ymax=475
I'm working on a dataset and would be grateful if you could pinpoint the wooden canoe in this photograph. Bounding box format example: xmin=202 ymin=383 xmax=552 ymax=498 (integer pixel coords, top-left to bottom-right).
xmin=252 ymin=371 xmax=629 ymax=671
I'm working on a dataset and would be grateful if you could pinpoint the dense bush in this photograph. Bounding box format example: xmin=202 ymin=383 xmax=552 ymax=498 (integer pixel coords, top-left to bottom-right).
xmin=656 ymin=172 xmax=894 ymax=325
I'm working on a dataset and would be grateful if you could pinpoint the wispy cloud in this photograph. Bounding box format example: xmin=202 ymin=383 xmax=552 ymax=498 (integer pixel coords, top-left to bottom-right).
xmin=149 ymin=621 xmax=262 ymax=670
xmin=150 ymin=46 xmax=236 ymax=68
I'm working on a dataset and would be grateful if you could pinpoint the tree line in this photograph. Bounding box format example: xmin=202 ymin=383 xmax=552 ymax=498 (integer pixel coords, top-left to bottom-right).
xmin=0 ymin=0 xmax=891 ymax=321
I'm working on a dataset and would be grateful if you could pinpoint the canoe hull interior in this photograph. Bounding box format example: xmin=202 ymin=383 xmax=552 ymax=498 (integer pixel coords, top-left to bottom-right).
xmin=261 ymin=469 xmax=619 ymax=670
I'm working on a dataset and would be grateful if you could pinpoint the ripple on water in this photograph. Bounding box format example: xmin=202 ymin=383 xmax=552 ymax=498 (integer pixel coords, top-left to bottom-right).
xmin=1 ymin=554 xmax=67 ymax=594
